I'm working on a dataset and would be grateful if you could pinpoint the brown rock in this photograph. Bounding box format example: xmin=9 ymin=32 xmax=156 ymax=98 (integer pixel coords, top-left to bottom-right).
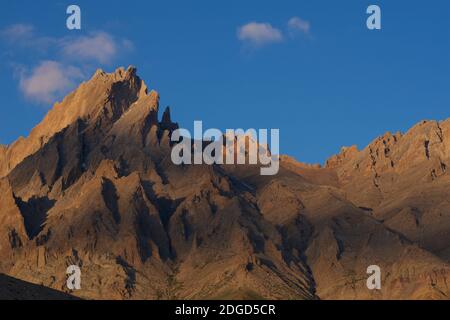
xmin=0 ymin=67 xmax=448 ymax=300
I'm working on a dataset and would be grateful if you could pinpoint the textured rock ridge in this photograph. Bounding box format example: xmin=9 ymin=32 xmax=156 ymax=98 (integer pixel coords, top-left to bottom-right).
xmin=0 ymin=68 xmax=448 ymax=300
xmin=0 ymin=66 xmax=150 ymax=178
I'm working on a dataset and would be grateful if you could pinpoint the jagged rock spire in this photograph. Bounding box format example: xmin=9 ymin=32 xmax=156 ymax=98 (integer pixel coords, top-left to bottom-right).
xmin=0 ymin=66 xmax=151 ymax=178
xmin=161 ymin=106 xmax=172 ymax=124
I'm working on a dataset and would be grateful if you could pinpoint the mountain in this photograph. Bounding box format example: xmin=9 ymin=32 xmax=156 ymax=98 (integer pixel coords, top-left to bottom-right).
xmin=0 ymin=273 xmax=77 ymax=300
xmin=0 ymin=67 xmax=448 ymax=300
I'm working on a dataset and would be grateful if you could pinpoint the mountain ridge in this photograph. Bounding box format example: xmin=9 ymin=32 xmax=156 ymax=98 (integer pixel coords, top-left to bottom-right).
xmin=0 ymin=67 xmax=448 ymax=300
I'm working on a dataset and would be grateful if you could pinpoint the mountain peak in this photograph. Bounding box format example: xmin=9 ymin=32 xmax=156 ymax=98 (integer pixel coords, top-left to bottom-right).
xmin=0 ymin=66 xmax=153 ymax=178
xmin=0 ymin=66 xmax=449 ymax=300
xmin=161 ymin=106 xmax=172 ymax=124
xmin=93 ymin=65 xmax=137 ymax=80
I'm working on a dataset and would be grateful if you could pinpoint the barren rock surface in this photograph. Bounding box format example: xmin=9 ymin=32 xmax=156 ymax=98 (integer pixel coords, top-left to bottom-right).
xmin=0 ymin=67 xmax=448 ymax=300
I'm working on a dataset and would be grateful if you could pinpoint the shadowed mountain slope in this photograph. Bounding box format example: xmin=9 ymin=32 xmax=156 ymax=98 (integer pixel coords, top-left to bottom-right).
xmin=0 ymin=67 xmax=448 ymax=300
xmin=0 ymin=273 xmax=77 ymax=300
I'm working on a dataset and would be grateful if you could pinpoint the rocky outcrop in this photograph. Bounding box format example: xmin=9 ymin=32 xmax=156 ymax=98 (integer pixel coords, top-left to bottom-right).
xmin=0 ymin=67 xmax=448 ymax=300
xmin=0 ymin=66 xmax=148 ymax=178
xmin=324 ymin=120 xmax=450 ymax=263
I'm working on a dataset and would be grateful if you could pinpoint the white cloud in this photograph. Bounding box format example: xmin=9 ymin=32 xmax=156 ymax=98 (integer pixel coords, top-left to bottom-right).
xmin=237 ymin=22 xmax=283 ymax=47
xmin=19 ymin=61 xmax=84 ymax=104
xmin=0 ymin=24 xmax=135 ymax=105
xmin=287 ymin=17 xmax=311 ymax=35
xmin=0 ymin=24 xmax=34 ymax=40
xmin=1 ymin=24 xmax=133 ymax=65
xmin=0 ymin=24 xmax=55 ymax=51
xmin=60 ymin=32 xmax=120 ymax=64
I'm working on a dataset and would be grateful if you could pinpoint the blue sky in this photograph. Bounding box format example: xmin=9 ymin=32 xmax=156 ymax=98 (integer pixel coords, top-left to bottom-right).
xmin=0 ymin=0 xmax=449 ymax=164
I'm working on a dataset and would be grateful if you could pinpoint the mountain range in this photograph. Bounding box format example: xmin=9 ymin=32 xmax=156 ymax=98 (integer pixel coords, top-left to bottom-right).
xmin=0 ymin=67 xmax=448 ymax=299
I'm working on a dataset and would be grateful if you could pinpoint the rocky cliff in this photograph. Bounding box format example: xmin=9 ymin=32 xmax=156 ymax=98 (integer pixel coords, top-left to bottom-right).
xmin=0 ymin=67 xmax=448 ymax=300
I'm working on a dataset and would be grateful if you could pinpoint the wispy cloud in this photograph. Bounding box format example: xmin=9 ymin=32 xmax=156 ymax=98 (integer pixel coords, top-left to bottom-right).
xmin=287 ymin=17 xmax=311 ymax=36
xmin=0 ymin=24 xmax=134 ymax=106
xmin=0 ymin=24 xmax=34 ymax=40
xmin=0 ymin=23 xmax=56 ymax=52
xmin=237 ymin=17 xmax=311 ymax=49
xmin=18 ymin=61 xmax=84 ymax=104
xmin=60 ymin=32 xmax=123 ymax=65
xmin=237 ymin=22 xmax=283 ymax=47
xmin=0 ymin=25 xmax=132 ymax=64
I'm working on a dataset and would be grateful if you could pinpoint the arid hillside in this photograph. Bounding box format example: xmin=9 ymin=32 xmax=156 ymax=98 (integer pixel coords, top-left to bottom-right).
xmin=0 ymin=67 xmax=448 ymax=300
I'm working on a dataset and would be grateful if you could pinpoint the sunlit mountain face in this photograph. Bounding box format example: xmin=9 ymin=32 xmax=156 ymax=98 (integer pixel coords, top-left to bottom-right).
xmin=0 ymin=67 xmax=449 ymax=300
xmin=0 ymin=1 xmax=449 ymax=302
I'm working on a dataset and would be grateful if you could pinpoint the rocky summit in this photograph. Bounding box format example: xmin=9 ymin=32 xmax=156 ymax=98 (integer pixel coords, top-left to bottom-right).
xmin=0 ymin=67 xmax=448 ymax=300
